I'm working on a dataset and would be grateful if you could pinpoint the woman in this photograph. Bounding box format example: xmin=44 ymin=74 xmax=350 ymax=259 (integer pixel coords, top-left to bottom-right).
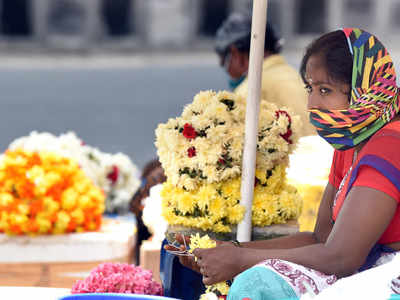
xmin=167 ymin=28 xmax=400 ymax=299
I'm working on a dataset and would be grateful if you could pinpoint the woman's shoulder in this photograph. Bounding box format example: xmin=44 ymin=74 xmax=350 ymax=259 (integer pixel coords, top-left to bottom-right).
xmin=361 ymin=121 xmax=400 ymax=161
xmin=368 ymin=121 xmax=400 ymax=145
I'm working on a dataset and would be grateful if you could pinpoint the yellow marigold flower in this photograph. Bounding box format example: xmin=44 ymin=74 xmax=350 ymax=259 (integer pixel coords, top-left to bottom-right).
xmin=36 ymin=217 xmax=52 ymax=234
xmin=78 ymin=195 xmax=92 ymax=209
xmin=54 ymin=211 xmax=70 ymax=232
xmin=226 ymin=205 xmax=245 ymax=224
xmin=176 ymin=193 xmax=195 ymax=214
xmin=189 ymin=233 xmax=216 ymax=252
xmin=70 ymin=208 xmax=85 ymax=225
xmin=0 ymin=193 xmax=13 ymax=206
xmin=208 ymin=195 xmax=223 ymax=214
xmin=17 ymin=203 xmax=30 ymax=215
xmin=43 ymin=196 xmax=60 ymax=214
xmin=10 ymin=213 xmax=28 ymax=225
xmin=212 ymin=222 xmax=231 ymax=233
xmin=61 ymin=188 xmax=78 ymax=211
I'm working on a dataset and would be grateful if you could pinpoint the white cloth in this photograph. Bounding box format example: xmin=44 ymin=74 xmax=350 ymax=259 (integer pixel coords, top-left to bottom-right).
xmin=0 ymin=287 xmax=70 ymax=300
xmin=301 ymin=253 xmax=400 ymax=300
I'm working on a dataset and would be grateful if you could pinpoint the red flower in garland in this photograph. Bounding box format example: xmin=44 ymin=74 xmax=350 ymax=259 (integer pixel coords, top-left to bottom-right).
xmin=275 ymin=110 xmax=293 ymax=144
xmin=275 ymin=110 xmax=292 ymax=124
xmin=107 ymin=165 xmax=119 ymax=185
xmin=183 ymin=123 xmax=197 ymax=140
xmin=187 ymin=146 xmax=196 ymax=158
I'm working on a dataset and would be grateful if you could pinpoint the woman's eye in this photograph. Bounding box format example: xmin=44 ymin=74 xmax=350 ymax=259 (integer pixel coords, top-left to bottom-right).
xmin=319 ymin=87 xmax=331 ymax=95
xmin=305 ymin=84 xmax=312 ymax=94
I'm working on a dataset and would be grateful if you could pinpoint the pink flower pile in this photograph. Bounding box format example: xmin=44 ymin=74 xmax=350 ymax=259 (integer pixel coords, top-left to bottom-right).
xmin=71 ymin=263 xmax=163 ymax=295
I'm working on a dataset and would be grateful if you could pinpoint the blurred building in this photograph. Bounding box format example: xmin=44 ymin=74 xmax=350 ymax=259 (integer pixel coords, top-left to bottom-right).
xmin=0 ymin=0 xmax=399 ymax=52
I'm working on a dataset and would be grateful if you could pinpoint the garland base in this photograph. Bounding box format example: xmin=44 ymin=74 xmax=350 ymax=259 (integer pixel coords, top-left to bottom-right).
xmin=166 ymin=220 xmax=299 ymax=243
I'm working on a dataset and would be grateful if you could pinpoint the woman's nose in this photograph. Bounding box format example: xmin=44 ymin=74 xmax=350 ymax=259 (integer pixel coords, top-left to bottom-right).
xmin=307 ymin=95 xmax=316 ymax=110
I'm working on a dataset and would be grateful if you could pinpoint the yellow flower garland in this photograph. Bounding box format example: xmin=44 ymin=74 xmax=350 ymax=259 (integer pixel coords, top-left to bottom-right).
xmin=189 ymin=234 xmax=230 ymax=298
xmin=161 ymin=163 xmax=302 ymax=233
xmin=0 ymin=149 xmax=105 ymax=235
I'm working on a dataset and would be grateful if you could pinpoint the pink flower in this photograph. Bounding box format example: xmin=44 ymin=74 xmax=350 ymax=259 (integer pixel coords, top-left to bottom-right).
xmin=71 ymin=263 xmax=163 ymax=295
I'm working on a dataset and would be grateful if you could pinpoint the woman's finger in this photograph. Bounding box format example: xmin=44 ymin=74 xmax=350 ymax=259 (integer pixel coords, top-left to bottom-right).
xmin=163 ymin=244 xmax=180 ymax=251
xmin=202 ymin=275 xmax=213 ymax=286
xmin=192 ymin=248 xmax=203 ymax=257
xmin=175 ymin=233 xmax=191 ymax=246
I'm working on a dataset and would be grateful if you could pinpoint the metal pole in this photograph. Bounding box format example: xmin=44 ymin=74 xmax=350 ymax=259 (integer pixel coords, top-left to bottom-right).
xmin=237 ymin=0 xmax=268 ymax=242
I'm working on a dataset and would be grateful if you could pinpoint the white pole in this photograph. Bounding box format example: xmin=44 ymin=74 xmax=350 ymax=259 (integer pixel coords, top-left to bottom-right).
xmin=237 ymin=0 xmax=268 ymax=242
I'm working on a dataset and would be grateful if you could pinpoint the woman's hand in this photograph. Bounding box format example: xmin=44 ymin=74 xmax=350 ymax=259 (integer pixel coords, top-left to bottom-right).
xmin=163 ymin=234 xmax=201 ymax=272
xmin=164 ymin=234 xmax=230 ymax=275
xmin=193 ymin=244 xmax=243 ymax=285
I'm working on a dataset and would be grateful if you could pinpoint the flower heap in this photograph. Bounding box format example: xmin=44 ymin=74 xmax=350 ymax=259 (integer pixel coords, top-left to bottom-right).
xmin=71 ymin=262 xmax=163 ymax=295
xmin=8 ymin=131 xmax=140 ymax=214
xmin=0 ymin=149 xmax=105 ymax=235
xmin=155 ymin=90 xmax=302 ymax=233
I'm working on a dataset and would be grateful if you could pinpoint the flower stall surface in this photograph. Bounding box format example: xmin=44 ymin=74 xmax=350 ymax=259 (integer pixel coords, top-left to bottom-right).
xmin=7 ymin=131 xmax=140 ymax=214
xmin=155 ymin=90 xmax=303 ymax=239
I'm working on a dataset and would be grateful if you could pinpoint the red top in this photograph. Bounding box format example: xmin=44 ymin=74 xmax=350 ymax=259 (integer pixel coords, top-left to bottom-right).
xmin=329 ymin=121 xmax=400 ymax=244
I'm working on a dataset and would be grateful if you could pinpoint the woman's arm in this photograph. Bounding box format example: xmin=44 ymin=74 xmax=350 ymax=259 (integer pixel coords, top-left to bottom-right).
xmin=195 ymin=186 xmax=397 ymax=285
xmin=167 ymin=182 xmax=336 ymax=273
xmin=240 ymin=182 xmax=337 ymax=249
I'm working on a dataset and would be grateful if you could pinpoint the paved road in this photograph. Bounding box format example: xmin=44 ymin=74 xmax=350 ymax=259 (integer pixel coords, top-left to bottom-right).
xmin=0 ymin=53 xmax=228 ymax=169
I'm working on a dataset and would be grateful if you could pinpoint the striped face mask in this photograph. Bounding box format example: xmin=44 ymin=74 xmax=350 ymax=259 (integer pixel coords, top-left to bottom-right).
xmin=309 ymin=28 xmax=400 ymax=150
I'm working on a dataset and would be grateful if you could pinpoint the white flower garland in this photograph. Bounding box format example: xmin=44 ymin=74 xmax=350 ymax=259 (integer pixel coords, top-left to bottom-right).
xmin=155 ymin=90 xmax=301 ymax=191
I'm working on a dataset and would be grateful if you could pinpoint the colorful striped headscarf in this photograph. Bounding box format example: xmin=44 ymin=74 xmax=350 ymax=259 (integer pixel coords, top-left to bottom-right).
xmin=309 ymin=28 xmax=400 ymax=150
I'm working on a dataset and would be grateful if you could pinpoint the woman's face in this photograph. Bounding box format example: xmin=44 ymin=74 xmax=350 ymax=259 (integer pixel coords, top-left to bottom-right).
xmin=305 ymin=55 xmax=351 ymax=110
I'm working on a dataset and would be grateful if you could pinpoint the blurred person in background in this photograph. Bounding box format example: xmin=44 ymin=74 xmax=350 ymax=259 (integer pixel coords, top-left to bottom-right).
xmin=215 ymin=12 xmax=314 ymax=136
xmin=130 ymin=159 xmax=166 ymax=264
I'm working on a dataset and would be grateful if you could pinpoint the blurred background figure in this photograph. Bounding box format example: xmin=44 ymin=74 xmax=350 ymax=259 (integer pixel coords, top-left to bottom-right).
xmin=215 ymin=12 xmax=314 ymax=136
xmin=130 ymin=158 xmax=166 ymax=264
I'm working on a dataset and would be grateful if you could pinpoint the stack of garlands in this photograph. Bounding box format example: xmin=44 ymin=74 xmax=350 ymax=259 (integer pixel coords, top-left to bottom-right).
xmin=0 ymin=149 xmax=105 ymax=235
xmin=155 ymin=90 xmax=303 ymax=233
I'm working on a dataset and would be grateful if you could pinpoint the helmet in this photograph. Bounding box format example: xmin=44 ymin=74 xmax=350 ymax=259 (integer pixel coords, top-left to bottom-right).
xmin=215 ymin=12 xmax=282 ymax=56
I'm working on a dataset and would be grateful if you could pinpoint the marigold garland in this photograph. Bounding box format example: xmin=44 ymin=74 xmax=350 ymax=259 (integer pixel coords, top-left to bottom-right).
xmin=0 ymin=149 xmax=105 ymax=235
xmin=161 ymin=163 xmax=302 ymax=233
